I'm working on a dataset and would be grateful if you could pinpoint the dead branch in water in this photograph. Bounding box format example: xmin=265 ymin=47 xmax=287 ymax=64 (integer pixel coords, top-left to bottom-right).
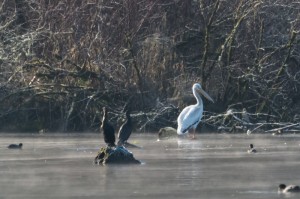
xmin=202 ymin=109 xmax=300 ymax=133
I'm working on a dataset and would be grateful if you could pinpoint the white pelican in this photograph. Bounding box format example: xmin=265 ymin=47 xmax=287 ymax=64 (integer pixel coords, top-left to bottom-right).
xmin=177 ymin=83 xmax=214 ymax=138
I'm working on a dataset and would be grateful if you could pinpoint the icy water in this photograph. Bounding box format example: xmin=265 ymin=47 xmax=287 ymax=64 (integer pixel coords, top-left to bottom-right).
xmin=1 ymin=133 xmax=300 ymax=199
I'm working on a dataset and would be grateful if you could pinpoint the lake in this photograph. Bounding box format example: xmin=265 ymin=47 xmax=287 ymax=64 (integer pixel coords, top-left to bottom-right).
xmin=0 ymin=133 xmax=300 ymax=199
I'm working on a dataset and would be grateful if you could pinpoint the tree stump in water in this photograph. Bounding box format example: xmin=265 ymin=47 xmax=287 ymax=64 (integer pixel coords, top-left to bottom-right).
xmin=94 ymin=146 xmax=141 ymax=165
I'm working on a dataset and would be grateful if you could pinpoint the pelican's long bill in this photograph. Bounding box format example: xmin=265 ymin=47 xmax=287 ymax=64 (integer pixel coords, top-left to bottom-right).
xmin=198 ymin=88 xmax=214 ymax=103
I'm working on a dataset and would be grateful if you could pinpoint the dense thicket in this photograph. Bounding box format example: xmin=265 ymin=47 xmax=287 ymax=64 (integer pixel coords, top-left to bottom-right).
xmin=0 ymin=0 xmax=299 ymax=132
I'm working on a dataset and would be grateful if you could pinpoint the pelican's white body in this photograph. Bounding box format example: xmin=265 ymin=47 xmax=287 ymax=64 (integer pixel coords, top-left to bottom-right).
xmin=177 ymin=102 xmax=203 ymax=135
xmin=177 ymin=83 xmax=213 ymax=135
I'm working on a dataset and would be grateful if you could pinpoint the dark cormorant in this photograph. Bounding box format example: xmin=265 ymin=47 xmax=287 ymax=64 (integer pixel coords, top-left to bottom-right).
xmin=101 ymin=107 xmax=116 ymax=147
xmin=117 ymin=110 xmax=133 ymax=146
xmin=8 ymin=143 xmax=23 ymax=149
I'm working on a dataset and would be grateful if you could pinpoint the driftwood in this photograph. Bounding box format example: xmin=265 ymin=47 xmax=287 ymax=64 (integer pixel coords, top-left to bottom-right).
xmin=124 ymin=107 xmax=300 ymax=134
xmin=202 ymin=108 xmax=300 ymax=134
xmin=265 ymin=123 xmax=300 ymax=133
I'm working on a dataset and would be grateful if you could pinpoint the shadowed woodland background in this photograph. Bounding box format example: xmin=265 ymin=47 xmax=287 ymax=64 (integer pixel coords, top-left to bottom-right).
xmin=0 ymin=0 xmax=299 ymax=132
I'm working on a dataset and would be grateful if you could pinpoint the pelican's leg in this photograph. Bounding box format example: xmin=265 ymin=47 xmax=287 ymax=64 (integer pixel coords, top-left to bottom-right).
xmin=187 ymin=129 xmax=196 ymax=139
xmin=192 ymin=128 xmax=196 ymax=139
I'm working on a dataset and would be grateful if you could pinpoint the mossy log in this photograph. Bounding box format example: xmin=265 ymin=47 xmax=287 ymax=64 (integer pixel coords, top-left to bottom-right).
xmin=158 ymin=127 xmax=177 ymax=140
xmin=94 ymin=146 xmax=141 ymax=165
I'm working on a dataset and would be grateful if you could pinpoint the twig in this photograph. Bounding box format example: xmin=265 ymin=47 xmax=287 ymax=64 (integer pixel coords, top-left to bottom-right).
xmin=265 ymin=123 xmax=300 ymax=132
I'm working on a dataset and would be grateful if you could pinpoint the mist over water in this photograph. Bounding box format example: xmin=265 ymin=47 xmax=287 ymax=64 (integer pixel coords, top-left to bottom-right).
xmin=0 ymin=133 xmax=300 ymax=199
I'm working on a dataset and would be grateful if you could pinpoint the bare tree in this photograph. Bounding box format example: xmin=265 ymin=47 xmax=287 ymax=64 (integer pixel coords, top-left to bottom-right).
xmin=0 ymin=0 xmax=299 ymax=132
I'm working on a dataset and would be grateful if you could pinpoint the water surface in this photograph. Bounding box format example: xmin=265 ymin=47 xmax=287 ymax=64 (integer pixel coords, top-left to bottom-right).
xmin=1 ymin=133 xmax=300 ymax=199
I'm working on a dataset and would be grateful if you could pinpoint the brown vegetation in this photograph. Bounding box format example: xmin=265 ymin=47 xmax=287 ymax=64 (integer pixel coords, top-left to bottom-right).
xmin=0 ymin=0 xmax=299 ymax=132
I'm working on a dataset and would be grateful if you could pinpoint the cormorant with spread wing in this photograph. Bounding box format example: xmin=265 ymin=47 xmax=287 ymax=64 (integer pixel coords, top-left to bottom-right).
xmin=101 ymin=107 xmax=116 ymax=147
xmin=117 ymin=110 xmax=133 ymax=146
